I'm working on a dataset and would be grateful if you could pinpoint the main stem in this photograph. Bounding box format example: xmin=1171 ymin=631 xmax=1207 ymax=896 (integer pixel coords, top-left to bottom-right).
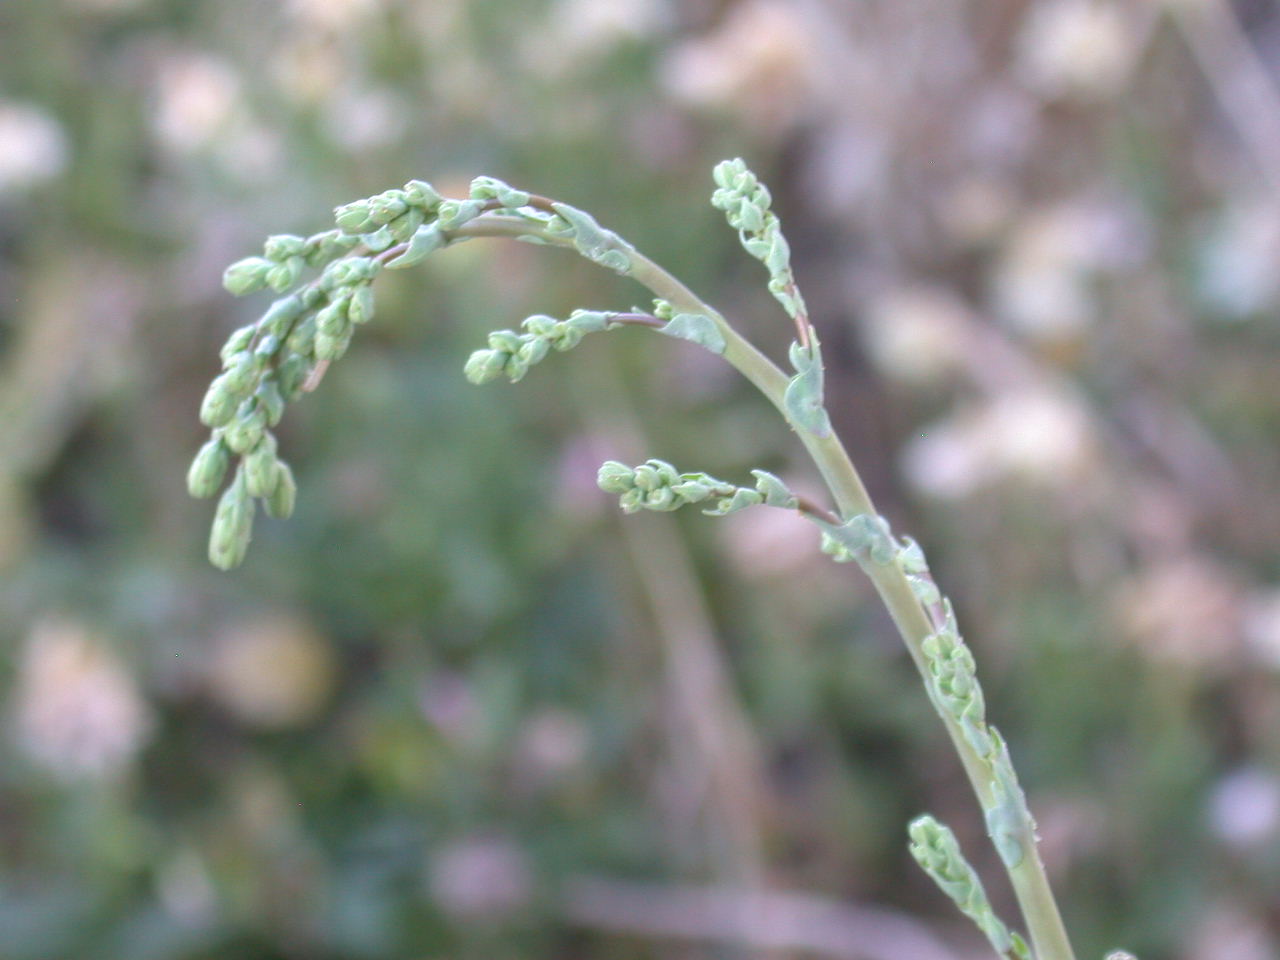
xmin=454 ymin=216 xmax=1076 ymax=960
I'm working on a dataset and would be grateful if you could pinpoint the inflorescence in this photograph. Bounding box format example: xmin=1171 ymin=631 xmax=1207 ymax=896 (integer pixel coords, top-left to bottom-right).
xmin=193 ymin=159 xmax=1094 ymax=960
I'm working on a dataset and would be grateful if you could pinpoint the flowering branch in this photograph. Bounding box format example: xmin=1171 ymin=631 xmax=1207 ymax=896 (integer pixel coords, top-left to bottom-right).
xmin=190 ymin=162 xmax=1124 ymax=960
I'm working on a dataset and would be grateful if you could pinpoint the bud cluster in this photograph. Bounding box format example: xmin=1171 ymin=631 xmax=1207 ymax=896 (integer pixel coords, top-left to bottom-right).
xmin=196 ymin=174 xmax=651 ymax=570
xmin=597 ymin=459 xmax=796 ymax=517
xmin=464 ymin=310 xmax=615 ymax=384
xmin=908 ymin=815 xmax=1028 ymax=959
xmin=711 ymin=158 xmax=806 ymax=322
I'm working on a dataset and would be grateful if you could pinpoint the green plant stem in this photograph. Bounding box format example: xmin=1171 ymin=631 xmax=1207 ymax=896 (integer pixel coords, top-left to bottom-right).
xmin=453 ymin=215 xmax=1076 ymax=960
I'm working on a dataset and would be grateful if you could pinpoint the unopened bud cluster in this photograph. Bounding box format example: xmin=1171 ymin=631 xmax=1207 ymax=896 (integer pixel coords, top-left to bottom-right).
xmin=711 ymin=158 xmax=806 ymax=323
xmin=464 ymin=310 xmax=615 ymax=384
xmin=597 ymin=459 xmax=796 ymax=517
xmin=908 ymin=816 xmax=1028 ymax=959
xmin=920 ymin=600 xmax=1032 ymax=870
xmin=194 ymin=179 xmax=460 ymax=570
xmin=196 ymin=174 xmax=658 ymax=569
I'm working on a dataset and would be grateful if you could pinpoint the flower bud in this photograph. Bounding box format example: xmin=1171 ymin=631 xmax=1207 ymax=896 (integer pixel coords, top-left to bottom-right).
xmin=222 ymin=257 xmax=273 ymax=296
xmin=200 ymin=376 xmax=237 ymax=428
xmin=316 ymin=298 xmax=350 ymax=337
xmin=334 ymin=199 xmax=373 ymax=234
xmin=277 ymin=354 xmax=311 ymax=399
xmin=516 ymin=336 xmax=549 ymax=367
xmin=220 ymin=325 xmax=256 ymax=365
xmin=522 ymin=314 xmax=557 ymax=337
xmin=220 ymin=353 xmax=259 ymax=396
xmin=264 ymin=461 xmax=297 ymax=519
xmin=403 ymin=179 xmax=442 ymax=210
xmin=324 ymin=257 xmax=380 ymax=287
xmin=243 ymin=433 xmax=280 ymax=498
xmin=303 ymin=229 xmax=357 ymax=266
xmin=436 ymin=198 xmax=487 ymax=229
xmin=387 ymin=206 xmax=425 ymax=243
xmin=469 ymin=176 xmax=531 ymax=207
xmin=368 ymin=190 xmax=408 ymax=225
xmin=187 ymin=438 xmax=231 ymax=498
xmin=260 ymin=294 xmax=306 ymax=336
xmin=209 ymin=472 xmax=254 ymax=570
xmin=463 ymin=349 xmax=506 ymax=384
xmin=263 ymin=234 xmax=307 ymax=262
xmin=253 ymin=333 xmax=280 ymax=361
xmin=596 ymin=461 xmax=635 ymax=494
xmin=644 ymin=487 xmax=676 ymax=510
xmin=348 ymin=286 xmax=375 ymax=325
xmin=487 ymin=330 xmax=521 ymax=353
xmin=505 ymin=356 xmax=531 ymax=382
xmin=255 ymin=378 xmax=285 ymax=426
xmin=223 ymin=405 xmax=267 ymax=454
xmin=566 ymin=309 xmax=610 ymax=334
xmin=632 ymin=463 xmax=660 ymax=491
xmin=265 ymin=256 xmax=304 ymax=293
xmin=360 ymin=224 xmax=395 ymax=252
xmin=285 ymin=315 xmax=317 ymax=356
xmin=314 ymin=329 xmax=351 ymax=361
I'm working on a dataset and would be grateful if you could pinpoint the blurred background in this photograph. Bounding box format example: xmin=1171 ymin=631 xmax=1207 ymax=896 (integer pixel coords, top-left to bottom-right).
xmin=2 ymin=1 xmax=1280 ymax=958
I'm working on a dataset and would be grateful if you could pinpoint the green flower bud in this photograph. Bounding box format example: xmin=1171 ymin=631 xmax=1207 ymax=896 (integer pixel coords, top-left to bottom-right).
xmin=463 ymin=349 xmax=507 ymax=384
xmin=276 ymin=256 xmax=308 ymax=292
xmin=221 ymin=352 xmax=259 ymax=395
xmin=504 ymin=355 xmax=531 ymax=382
xmin=670 ymin=479 xmax=712 ymax=502
xmin=522 ymin=314 xmax=557 ymax=337
xmin=631 ymin=462 xmax=663 ymax=491
xmin=220 ymin=325 xmax=256 ymax=365
xmin=487 ymin=329 xmax=522 ymax=353
xmin=316 ymin=298 xmax=350 ymax=337
xmin=516 ymin=336 xmax=550 ymax=367
xmin=255 ymin=377 xmax=285 ymax=426
xmin=314 ymin=328 xmax=351 ymax=361
xmin=469 ymin=176 xmax=531 ymax=208
xmin=324 ymin=256 xmax=380 ymax=287
xmin=596 ymin=461 xmax=635 ymax=494
xmin=277 ymin=354 xmax=311 ymax=399
xmin=618 ymin=488 xmax=644 ymax=513
xmin=360 ymin=224 xmax=396 ymax=252
xmin=286 ymin=315 xmax=317 ymax=356
xmin=254 ymin=333 xmax=280 ymax=361
xmin=187 ymin=437 xmax=231 ymax=498
xmin=264 ymin=461 xmax=297 ymax=519
xmin=402 ymin=179 xmax=442 ymax=211
xmin=348 ymin=286 xmax=375 ymax=325
xmin=199 ymin=375 xmax=237 ymax=428
xmin=223 ymin=405 xmax=267 ymax=454
xmin=368 ymin=189 xmax=408 ymax=225
xmin=260 ymin=293 xmax=306 ymax=337
xmin=334 ymin=199 xmax=374 ymax=234
xmin=565 ymin=309 xmax=610 ymax=335
xmin=436 ymin=198 xmax=487 ymax=229
xmin=263 ymin=234 xmax=307 ymax=262
xmin=303 ymin=229 xmax=358 ymax=266
xmin=387 ymin=206 xmax=425 ymax=243
xmin=243 ymin=432 xmax=280 ymax=498
xmin=209 ymin=471 xmax=254 ymax=570
xmin=223 ymin=257 xmax=273 ymax=296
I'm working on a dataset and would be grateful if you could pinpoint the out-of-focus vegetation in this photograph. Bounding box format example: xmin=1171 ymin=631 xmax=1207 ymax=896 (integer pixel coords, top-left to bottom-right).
xmin=2 ymin=1 xmax=1280 ymax=958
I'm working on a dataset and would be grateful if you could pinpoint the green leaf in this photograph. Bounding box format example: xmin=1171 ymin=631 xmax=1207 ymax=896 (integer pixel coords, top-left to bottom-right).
xmin=550 ymin=202 xmax=633 ymax=275
xmin=657 ymin=312 xmax=726 ymax=355
xmin=783 ymin=339 xmax=832 ymax=437
xmin=385 ymin=223 xmax=446 ymax=268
